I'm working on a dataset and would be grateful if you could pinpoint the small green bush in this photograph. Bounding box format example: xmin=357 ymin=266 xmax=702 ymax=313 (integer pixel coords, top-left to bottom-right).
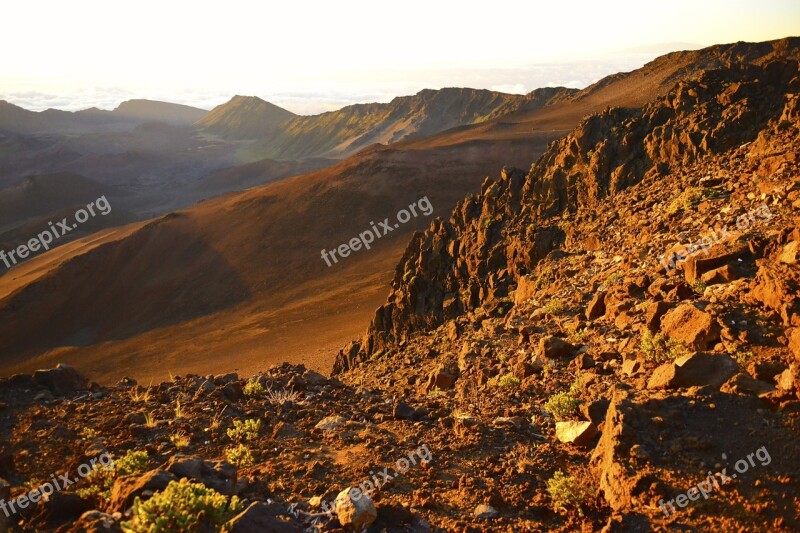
xmin=666 ymin=187 xmax=716 ymax=215
xmin=544 ymin=392 xmax=580 ymax=421
xmin=547 ymin=470 xmax=594 ymax=517
xmin=77 ymin=450 xmax=148 ymax=501
xmin=640 ymin=330 xmax=690 ymax=363
xmin=225 ymin=444 xmax=254 ymax=468
xmin=541 ymin=298 xmax=566 ymax=316
xmin=227 ymin=419 xmax=262 ymax=442
xmin=243 ymin=378 xmax=265 ymax=398
xmin=495 ymin=374 xmax=521 ymax=389
xmin=691 ymin=279 xmax=707 ymax=293
xmin=121 ymin=478 xmax=243 ymax=533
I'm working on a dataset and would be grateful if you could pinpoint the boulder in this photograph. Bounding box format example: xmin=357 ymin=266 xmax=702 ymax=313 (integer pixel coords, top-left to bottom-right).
xmin=537 ymin=336 xmax=575 ymax=359
xmin=660 ymin=304 xmax=721 ymax=350
xmin=647 ymin=353 xmax=738 ymax=390
xmin=585 ymin=290 xmax=607 ymax=320
xmin=314 ymin=415 xmax=347 ymax=432
xmin=334 ymin=487 xmax=378 ymax=530
xmin=682 ymin=243 xmax=747 ymax=284
xmin=555 ymin=421 xmax=599 ymax=446
xmin=33 ymin=364 xmax=88 ymax=396
xmin=645 ymin=301 xmax=670 ymax=332
xmin=425 ymin=364 xmax=459 ymax=391
xmin=700 ymin=265 xmax=739 ymax=285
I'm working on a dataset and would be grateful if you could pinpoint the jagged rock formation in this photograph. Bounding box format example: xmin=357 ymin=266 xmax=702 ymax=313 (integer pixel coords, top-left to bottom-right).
xmin=335 ymin=55 xmax=800 ymax=372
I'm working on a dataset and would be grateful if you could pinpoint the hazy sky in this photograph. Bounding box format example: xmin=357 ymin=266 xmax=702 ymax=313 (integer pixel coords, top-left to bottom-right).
xmin=2 ymin=0 xmax=798 ymax=114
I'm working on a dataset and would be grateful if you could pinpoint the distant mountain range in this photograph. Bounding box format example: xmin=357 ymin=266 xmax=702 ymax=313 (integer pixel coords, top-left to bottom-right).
xmin=200 ymin=87 xmax=576 ymax=160
xmin=0 ymin=99 xmax=207 ymax=134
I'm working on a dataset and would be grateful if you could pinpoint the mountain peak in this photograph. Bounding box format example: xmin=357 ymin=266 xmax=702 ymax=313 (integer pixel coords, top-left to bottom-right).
xmin=195 ymin=96 xmax=296 ymax=139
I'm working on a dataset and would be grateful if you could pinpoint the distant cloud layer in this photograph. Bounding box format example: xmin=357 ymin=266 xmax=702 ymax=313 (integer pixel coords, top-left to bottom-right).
xmin=0 ymin=55 xmax=673 ymax=116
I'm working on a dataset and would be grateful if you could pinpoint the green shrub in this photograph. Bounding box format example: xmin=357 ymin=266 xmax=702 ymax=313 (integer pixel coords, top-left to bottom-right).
xmin=666 ymin=187 xmax=716 ymax=215
xmin=544 ymin=392 xmax=580 ymax=421
xmin=640 ymin=330 xmax=690 ymax=363
xmin=225 ymin=444 xmax=254 ymax=468
xmin=547 ymin=470 xmax=594 ymax=517
xmin=243 ymin=378 xmax=265 ymax=398
xmin=121 ymin=478 xmax=243 ymax=533
xmin=541 ymin=298 xmax=566 ymax=316
xmin=691 ymin=279 xmax=707 ymax=293
xmin=227 ymin=419 xmax=262 ymax=442
xmin=77 ymin=450 xmax=149 ymax=501
xmin=493 ymin=374 xmax=521 ymax=389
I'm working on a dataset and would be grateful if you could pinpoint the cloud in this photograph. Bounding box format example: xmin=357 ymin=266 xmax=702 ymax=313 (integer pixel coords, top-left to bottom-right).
xmin=491 ymin=84 xmax=527 ymax=94
xmin=0 ymin=54 xmax=663 ymax=115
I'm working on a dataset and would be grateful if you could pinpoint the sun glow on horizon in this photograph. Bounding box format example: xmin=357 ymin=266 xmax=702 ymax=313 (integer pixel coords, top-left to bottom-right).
xmin=2 ymin=0 xmax=798 ymax=114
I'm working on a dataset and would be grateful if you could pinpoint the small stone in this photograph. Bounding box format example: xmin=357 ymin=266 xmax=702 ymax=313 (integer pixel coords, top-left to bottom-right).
xmin=335 ymin=487 xmax=378 ymax=530
xmin=779 ymin=241 xmax=799 ymax=265
xmin=314 ymin=415 xmax=347 ymax=431
xmin=555 ymin=420 xmax=599 ymax=446
xmin=473 ymin=504 xmax=499 ymax=519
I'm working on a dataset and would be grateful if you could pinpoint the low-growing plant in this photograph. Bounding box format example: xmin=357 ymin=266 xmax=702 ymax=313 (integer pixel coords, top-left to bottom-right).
xmin=493 ymin=374 xmax=521 ymax=389
xmin=547 ymin=470 xmax=595 ymax=517
xmin=144 ymin=412 xmax=157 ymax=428
xmin=666 ymin=187 xmax=716 ymax=215
xmin=691 ymin=279 xmax=708 ymax=293
xmin=77 ymin=450 xmax=149 ymax=501
xmin=734 ymin=349 xmax=755 ymax=366
xmin=129 ymin=384 xmax=153 ymax=403
xmin=225 ymin=444 xmax=254 ymax=468
xmin=170 ymin=432 xmax=190 ymax=448
xmin=208 ymin=406 xmax=228 ymax=432
xmin=569 ymin=328 xmax=591 ymax=343
xmin=243 ymin=378 xmax=265 ymax=398
xmin=121 ymin=478 xmax=243 ymax=533
xmin=227 ymin=419 xmax=262 ymax=442
xmin=640 ymin=330 xmax=690 ymax=363
xmin=265 ymin=386 xmax=299 ymax=405
xmin=541 ymin=298 xmax=566 ymax=316
xmin=79 ymin=427 xmax=99 ymax=441
xmin=544 ymin=391 xmax=580 ymax=421
xmin=174 ymin=399 xmax=184 ymax=419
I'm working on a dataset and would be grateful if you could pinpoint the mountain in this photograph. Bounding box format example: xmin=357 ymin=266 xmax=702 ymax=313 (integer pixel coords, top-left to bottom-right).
xmin=194 ymin=95 xmax=297 ymax=139
xmin=0 ymin=39 xmax=797 ymax=388
xmin=110 ymin=99 xmax=207 ymax=126
xmin=0 ymin=99 xmax=208 ymax=134
xmin=200 ymin=87 xmax=576 ymax=160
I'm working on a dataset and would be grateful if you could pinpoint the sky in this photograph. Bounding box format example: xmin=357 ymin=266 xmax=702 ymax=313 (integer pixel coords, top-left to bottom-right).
xmin=1 ymin=0 xmax=799 ymax=115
